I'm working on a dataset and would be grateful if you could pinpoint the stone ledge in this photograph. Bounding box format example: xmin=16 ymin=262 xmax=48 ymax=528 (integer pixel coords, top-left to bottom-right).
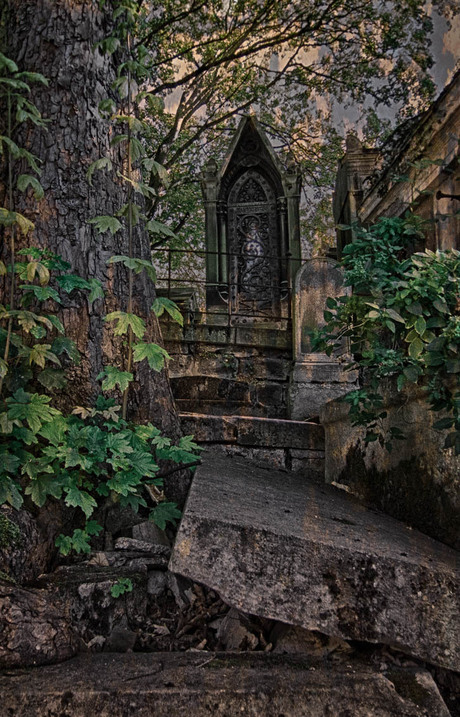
xmin=179 ymin=413 xmax=324 ymax=450
xmin=0 ymin=653 xmax=451 ymax=717
xmin=170 ymin=454 xmax=459 ymax=672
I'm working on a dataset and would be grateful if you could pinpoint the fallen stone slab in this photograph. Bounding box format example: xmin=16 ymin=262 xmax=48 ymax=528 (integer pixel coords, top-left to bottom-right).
xmin=0 ymin=652 xmax=451 ymax=717
xmin=170 ymin=454 xmax=460 ymax=671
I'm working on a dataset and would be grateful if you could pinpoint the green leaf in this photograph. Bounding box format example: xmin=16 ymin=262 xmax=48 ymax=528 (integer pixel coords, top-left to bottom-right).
xmin=29 ymin=343 xmax=61 ymax=368
xmin=414 ymin=316 xmax=426 ymax=335
xmin=6 ymin=389 xmax=60 ymax=433
xmin=88 ymin=278 xmax=105 ymax=303
xmin=446 ymin=359 xmax=460 ymax=374
xmin=406 ymin=302 xmax=424 ymax=316
xmin=403 ymin=365 xmax=419 ymax=383
xmin=0 ymin=451 xmax=20 ymax=474
xmin=98 ymin=98 xmax=116 ymax=117
xmin=89 ymin=215 xmax=122 ymax=235
xmin=110 ymin=578 xmax=133 ymax=598
xmin=19 ymin=284 xmax=61 ymax=303
xmin=0 ymin=52 xmax=18 ymax=73
xmin=151 ymin=297 xmax=183 ymax=326
xmin=64 ymin=485 xmax=98 ymax=519
xmin=69 ymin=529 xmax=93 ymax=554
xmin=46 ymin=315 xmax=65 ymax=334
xmin=55 ymin=274 xmax=92 ymax=293
xmin=0 ymin=208 xmax=34 ymax=235
xmin=105 ymin=311 xmax=146 ymax=339
xmin=408 ymin=338 xmax=424 ymax=359
xmin=55 ymin=534 xmax=72 ymax=556
xmin=52 ymin=336 xmax=81 ymax=363
xmin=0 ymin=476 xmax=23 ymax=510
xmin=87 ymin=157 xmax=113 ymax=185
xmin=37 ymin=368 xmax=67 ymax=390
xmin=145 ymin=218 xmax=176 ymax=238
xmin=17 ymin=174 xmax=44 ymax=200
xmin=385 ymin=308 xmax=405 ymax=323
xmin=108 ymin=255 xmax=156 ymax=281
xmin=97 ymin=366 xmax=133 ymax=392
xmin=433 ymin=298 xmax=449 ymax=314
xmin=149 ymin=502 xmax=181 ymax=530
xmin=39 ymin=414 xmax=68 ymax=445
xmin=132 ymin=341 xmax=170 ymax=370
xmin=433 ymin=417 xmax=454 ymax=430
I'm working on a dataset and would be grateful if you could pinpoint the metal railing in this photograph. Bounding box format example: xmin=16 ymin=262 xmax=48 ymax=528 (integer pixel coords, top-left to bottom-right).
xmin=154 ymin=246 xmax=294 ymax=328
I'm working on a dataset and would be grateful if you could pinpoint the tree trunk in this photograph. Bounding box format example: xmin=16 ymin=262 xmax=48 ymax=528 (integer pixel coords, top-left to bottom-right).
xmin=1 ymin=0 xmax=180 ymax=437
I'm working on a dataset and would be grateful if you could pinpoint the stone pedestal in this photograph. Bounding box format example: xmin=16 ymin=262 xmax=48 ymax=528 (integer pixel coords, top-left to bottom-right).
xmin=289 ymin=257 xmax=356 ymax=419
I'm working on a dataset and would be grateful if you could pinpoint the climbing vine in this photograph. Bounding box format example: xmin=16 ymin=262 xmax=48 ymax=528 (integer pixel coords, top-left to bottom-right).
xmin=310 ymin=216 xmax=460 ymax=453
xmin=0 ymin=48 xmax=199 ymax=557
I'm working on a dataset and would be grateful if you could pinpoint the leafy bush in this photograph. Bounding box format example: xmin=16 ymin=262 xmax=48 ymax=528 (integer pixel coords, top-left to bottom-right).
xmin=311 ymin=216 xmax=460 ymax=452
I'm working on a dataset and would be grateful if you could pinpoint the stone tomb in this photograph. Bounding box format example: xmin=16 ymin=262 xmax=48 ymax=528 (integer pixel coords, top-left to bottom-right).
xmin=201 ymin=115 xmax=301 ymax=326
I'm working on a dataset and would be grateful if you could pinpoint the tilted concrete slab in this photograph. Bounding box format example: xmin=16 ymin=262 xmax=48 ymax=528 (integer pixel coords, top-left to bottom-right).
xmin=0 ymin=653 xmax=451 ymax=716
xmin=170 ymin=454 xmax=459 ymax=671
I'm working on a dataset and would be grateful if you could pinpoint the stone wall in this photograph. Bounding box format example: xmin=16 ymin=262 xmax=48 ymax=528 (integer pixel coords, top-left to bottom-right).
xmin=320 ymin=384 xmax=460 ymax=549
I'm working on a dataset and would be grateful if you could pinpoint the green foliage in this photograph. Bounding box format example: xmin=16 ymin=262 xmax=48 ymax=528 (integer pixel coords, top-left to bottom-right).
xmin=1 ymin=392 xmax=199 ymax=552
xmin=110 ymin=577 xmax=133 ymax=598
xmin=88 ymin=215 xmax=122 ymax=235
xmin=151 ymin=297 xmax=183 ymax=327
xmin=97 ymin=366 xmax=133 ymax=392
xmin=131 ymin=341 xmax=169 ymax=370
xmin=0 ymin=50 xmax=198 ymax=562
xmin=149 ymin=501 xmax=181 ymax=530
xmin=105 ymin=311 xmax=146 ymax=339
xmin=311 ymin=216 xmax=460 ymax=452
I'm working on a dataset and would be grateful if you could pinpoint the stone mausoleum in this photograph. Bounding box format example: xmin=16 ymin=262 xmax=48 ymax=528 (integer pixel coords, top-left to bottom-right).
xmin=159 ymin=115 xmax=354 ymax=477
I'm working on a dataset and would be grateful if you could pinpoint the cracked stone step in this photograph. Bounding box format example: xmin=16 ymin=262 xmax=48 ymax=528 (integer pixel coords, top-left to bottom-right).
xmin=170 ymin=454 xmax=459 ymax=672
xmin=0 ymin=652 xmax=451 ymax=716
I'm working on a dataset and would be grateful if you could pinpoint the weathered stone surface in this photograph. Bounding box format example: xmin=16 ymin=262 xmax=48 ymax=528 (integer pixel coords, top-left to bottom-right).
xmin=0 ymin=653 xmax=451 ymax=716
xmin=170 ymin=454 xmax=459 ymax=671
xmin=34 ymin=564 xmax=149 ymax=646
xmin=320 ymin=384 xmax=460 ymax=548
xmin=0 ymin=579 xmax=78 ymax=667
xmin=216 ymin=607 xmax=259 ymax=650
xmin=132 ymin=521 xmax=170 ymax=547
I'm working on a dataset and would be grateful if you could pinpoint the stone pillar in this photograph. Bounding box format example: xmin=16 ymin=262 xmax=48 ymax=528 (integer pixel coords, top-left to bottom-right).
xmin=282 ymin=159 xmax=302 ymax=283
xmin=201 ymin=158 xmax=220 ymax=308
xmin=288 ymin=258 xmax=357 ymax=420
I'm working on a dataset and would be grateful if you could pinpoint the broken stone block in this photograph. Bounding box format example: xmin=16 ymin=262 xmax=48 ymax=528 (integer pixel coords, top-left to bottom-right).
xmin=216 ymin=608 xmax=259 ymax=650
xmin=0 ymin=579 xmax=77 ymax=667
xmin=170 ymin=454 xmax=460 ymax=672
xmin=147 ymin=571 xmax=168 ymax=597
xmin=270 ymin=623 xmax=352 ymax=658
xmin=133 ymin=521 xmax=170 ymax=547
xmin=0 ymin=652 xmax=451 ymax=716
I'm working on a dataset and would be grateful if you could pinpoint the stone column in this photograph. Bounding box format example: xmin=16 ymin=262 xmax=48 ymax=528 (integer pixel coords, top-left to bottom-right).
xmin=288 ymin=258 xmax=357 ymax=420
xmin=200 ymin=158 xmax=220 ymax=308
xmin=282 ymin=158 xmax=302 ymax=284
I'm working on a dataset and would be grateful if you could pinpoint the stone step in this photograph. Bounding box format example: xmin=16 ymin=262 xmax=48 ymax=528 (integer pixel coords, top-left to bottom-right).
xmin=170 ymin=453 xmax=460 ymax=672
xmin=0 ymin=652 xmax=451 ymax=716
xmin=180 ymin=413 xmax=325 ymax=476
xmin=171 ymin=375 xmax=288 ymax=418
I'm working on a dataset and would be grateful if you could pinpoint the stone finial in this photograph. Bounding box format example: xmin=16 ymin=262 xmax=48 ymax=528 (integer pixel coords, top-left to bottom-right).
xmin=345 ymin=132 xmax=362 ymax=153
xmin=203 ymin=157 xmax=218 ymax=178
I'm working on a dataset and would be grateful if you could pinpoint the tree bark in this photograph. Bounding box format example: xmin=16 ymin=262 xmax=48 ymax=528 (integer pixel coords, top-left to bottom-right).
xmin=1 ymin=0 xmax=181 ymax=436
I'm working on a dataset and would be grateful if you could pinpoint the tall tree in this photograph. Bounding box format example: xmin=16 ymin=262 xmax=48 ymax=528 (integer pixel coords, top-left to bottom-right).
xmin=1 ymin=0 xmax=180 ymax=436
xmin=103 ymin=0 xmax=455 ymax=255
